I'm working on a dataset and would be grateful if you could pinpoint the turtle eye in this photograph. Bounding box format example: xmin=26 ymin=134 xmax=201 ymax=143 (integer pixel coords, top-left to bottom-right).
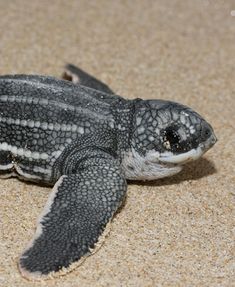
xmin=165 ymin=127 xmax=180 ymax=144
xmin=162 ymin=126 xmax=181 ymax=150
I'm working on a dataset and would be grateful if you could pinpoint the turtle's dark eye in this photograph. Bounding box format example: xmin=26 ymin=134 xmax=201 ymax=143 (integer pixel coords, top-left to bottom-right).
xmin=164 ymin=126 xmax=180 ymax=145
xmin=161 ymin=126 xmax=181 ymax=150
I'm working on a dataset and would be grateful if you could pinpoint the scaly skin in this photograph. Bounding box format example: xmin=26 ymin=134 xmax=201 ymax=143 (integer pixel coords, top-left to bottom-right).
xmin=0 ymin=65 xmax=216 ymax=279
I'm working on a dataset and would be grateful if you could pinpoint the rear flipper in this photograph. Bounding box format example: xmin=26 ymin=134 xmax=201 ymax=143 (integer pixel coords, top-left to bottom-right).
xmin=62 ymin=64 xmax=114 ymax=94
xmin=19 ymin=155 xmax=126 ymax=279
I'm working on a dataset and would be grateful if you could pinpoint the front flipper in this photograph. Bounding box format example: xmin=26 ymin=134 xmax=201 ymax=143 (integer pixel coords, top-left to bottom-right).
xmin=62 ymin=64 xmax=114 ymax=94
xmin=19 ymin=157 xmax=126 ymax=279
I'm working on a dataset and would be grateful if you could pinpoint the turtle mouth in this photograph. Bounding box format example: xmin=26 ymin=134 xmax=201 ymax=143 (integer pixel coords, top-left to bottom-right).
xmin=158 ymin=146 xmax=204 ymax=164
xmin=155 ymin=133 xmax=217 ymax=165
xmin=146 ymin=132 xmax=217 ymax=165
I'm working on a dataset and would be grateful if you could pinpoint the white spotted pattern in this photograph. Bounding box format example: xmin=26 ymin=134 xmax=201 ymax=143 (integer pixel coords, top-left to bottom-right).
xmin=0 ymin=95 xmax=111 ymax=121
xmin=0 ymin=142 xmax=49 ymax=160
xmin=0 ymin=116 xmax=83 ymax=132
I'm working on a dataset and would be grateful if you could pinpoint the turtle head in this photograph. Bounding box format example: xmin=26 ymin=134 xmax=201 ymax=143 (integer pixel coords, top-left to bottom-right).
xmin=124 ymin=99 xmax=217 ymax=180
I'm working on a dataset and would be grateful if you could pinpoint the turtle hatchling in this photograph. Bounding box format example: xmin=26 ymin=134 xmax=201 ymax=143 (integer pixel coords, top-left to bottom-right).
xmin=0 ymin=64 xmax=217 ymax=279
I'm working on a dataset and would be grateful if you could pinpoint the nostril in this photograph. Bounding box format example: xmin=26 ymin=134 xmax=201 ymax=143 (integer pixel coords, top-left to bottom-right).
xmin=200 ymin=124 xmax=212 ymax=142
xmin=203 ymin=127 xmax=209 ymax=137
xmin=205 ymin=128 xmax=210 ymax=136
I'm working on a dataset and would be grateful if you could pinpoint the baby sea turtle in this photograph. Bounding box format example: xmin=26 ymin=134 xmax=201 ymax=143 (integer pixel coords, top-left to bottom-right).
xmin=0 ymin=64 xmax=217 ymax=279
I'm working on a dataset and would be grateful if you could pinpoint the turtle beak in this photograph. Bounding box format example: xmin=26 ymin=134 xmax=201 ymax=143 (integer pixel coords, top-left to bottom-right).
xmin=211 ymin=133 xmax=217 ymax=145
xmin=205 ymin=131 xmax=217 ymax=151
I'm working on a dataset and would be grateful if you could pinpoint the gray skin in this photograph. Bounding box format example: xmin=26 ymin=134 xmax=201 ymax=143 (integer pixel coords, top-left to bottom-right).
xmin=0 ymin=65 xmax=217 ymax=279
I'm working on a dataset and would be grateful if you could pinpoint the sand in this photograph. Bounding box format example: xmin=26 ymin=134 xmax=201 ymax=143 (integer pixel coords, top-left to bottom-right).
xmin=0 ymin=1 xmax=234 ymax=286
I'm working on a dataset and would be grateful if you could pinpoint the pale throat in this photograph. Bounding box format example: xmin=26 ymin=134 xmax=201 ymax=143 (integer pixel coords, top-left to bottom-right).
xmin=121 ymin=148 xmax=182 ymax=180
